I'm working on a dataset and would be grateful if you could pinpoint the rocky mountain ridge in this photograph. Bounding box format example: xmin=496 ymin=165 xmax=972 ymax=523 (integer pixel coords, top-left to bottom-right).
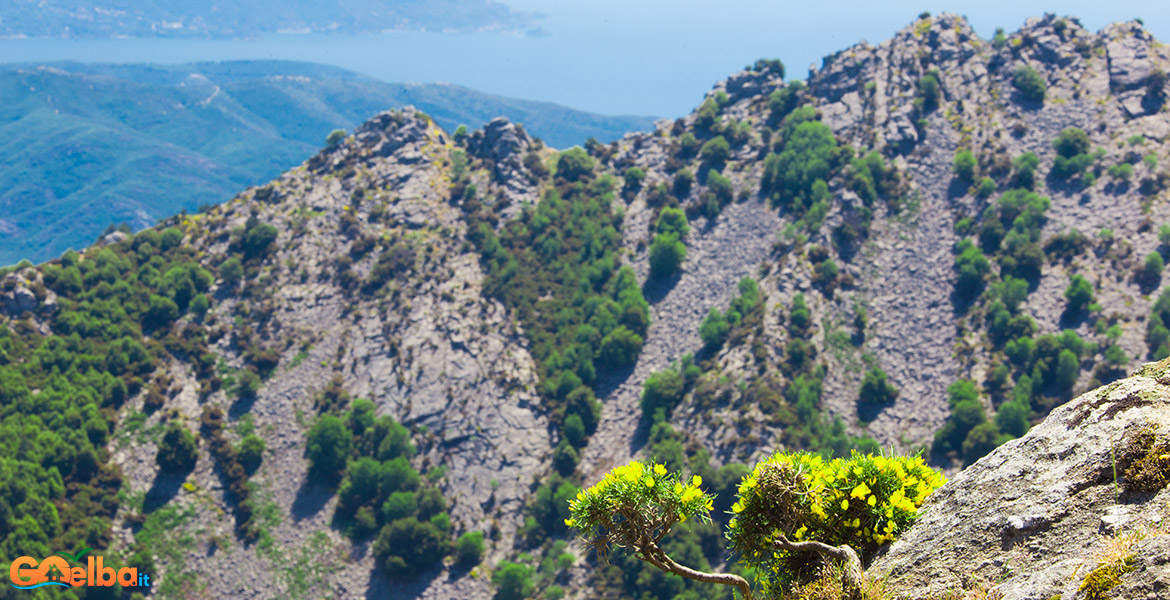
xmin=3 ymin=11 xmax=1170 ymax=600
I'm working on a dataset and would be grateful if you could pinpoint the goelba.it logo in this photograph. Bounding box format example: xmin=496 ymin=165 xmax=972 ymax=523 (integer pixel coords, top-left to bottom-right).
xmin=9 ymin=548 xmax=151 ymax=590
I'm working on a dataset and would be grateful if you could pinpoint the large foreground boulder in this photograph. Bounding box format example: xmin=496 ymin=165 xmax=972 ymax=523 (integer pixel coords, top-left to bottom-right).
xmin=870 ymin=359 xmax=1170 ymax=600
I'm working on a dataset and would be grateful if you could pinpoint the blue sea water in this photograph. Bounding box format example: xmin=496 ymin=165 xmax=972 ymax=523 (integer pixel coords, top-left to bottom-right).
xmin=1 ymin=0 xmax=1166 ymax=119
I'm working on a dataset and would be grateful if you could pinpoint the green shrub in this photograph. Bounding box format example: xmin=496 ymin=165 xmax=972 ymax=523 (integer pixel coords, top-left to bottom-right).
xmin=1012 ymin=152 xmax=1040 ymax=189
xmin=918 ymin=70 xmax=941 ymax=112
xmin=220 ymin=256 xmax=244 ymax=286
xmin=934 ymin=380 xmax=989 ymax=458
xmin=623 ymin=167 xmax=646 ymax=194
xmin=1054 ymin=127 xmax=1090 ymax=158
xmin=144 ymin=294 xmax=180 ymax=330
xmin=382 ymin=491 xmax=418 ymax=521
xmin=189 ymin=293 xmax=210 ymax=318
xmin=752 ymin=58 xmax=786 ymax=76
xmin=1013 ymin=65 xmax=1047 ymax=103
xmin=760 ymin=107 xmax=842 ymax=215
xmin=1142 ymin=251 xmax=1165 ymax=285
xmin=952 ymin=149 xmax=976 ymax=182
xmin=859 ymin=368 xmax=898 ymax=405
xmin=649 ymin=233 xmax=686 ymax=279
xmin=655 ymin=207 xmax=689 ymax=237
xmin=1064 ymin=275 xmax=1093 ymax=313
xmin=1054 ymin=348 xmax=1080 ymax=394
xmin=961 ymin=422 xmax=1003 ymax=464
xmin=641 ymin=368 xmax=686 ymax=419
xmin=673 ymin=169 xmax=694 ymax=197
xmin=694 ymin=98 xmax=720 ymax=131
xmin=456 ymin=531 xmax=485 ymax=564
xmin=492 ymin=561 xmax=535 ymax=600
xmin=1107 ymin=163 xmax=1134 ymax=181
xmin=699 ymin=135 xmax=731 ymax=167
xmin=157 ymin=422 xmax=198 ymax=473
xmin=305 ymin=414 xmax=351 ymax=479
xmin=1104 ymin=344 xmax=1129 ymax=366
xmin=238 ymin=434 xmax=265 ymax=474
xmin=242 ymin=222 xmax=278 ymax=259
xmin=598 ymin=326 xmax=643 ymax=369
xmin=953 ymin=239 xmax=990 ymax=300
xmin=1149 ymin=289 xmax=1170 ymax=359
xmin=556 ymin=147 xmax=595 ymax=182
xmin=372 ymin=517 xmax=451 ymax=577
xmin=995 ymin=399 xmax=1031 ymax=438
xmin=699 ymin=308 xmax=731 ymax=349
xmin=563 ymin=414 xmax=586 ymax=448
xmin=326 ymin=129 xmax=346 ymax=148
xmin=235 ymin=369 xmax=261 ymax=398
xmin=977 ymin=177 xmax=996 ymax=198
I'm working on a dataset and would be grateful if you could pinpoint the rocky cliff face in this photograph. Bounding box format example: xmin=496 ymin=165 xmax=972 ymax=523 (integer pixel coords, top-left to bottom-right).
xmin=7 ymin=11 xmax=1170 ymax=600
xmin=871 ymin=357 xmax=1170 ymax=600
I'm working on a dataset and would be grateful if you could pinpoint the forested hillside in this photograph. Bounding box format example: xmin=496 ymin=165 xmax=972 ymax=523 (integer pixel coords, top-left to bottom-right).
xmin=2 ymin=12 xmax=1170 ymax=600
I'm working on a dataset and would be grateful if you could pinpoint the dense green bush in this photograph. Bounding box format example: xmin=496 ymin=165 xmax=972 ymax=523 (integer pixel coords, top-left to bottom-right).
xmin=954 ymin=239 xmax=991 ymax=300
xmin=598 ymin=326 xmax=643 ymax=369
xmin=1011 ymin=152 xmax=1040 ymax=190
xmin=858 ymin=368 xmax=899 ymax=405
xmin=917 ymin=70 xmax=941 ymax=112
xmin=1053 ymin=127 xmax=1090 ymax=158
xmin=673 ymin=169 xmax=694 ymax=197
xmin=1051 ymin=128 xmax=1093 ymax=180
xmin=649 ymin=233 xmax=686 ymax=279
xmin=240 ymin=221 xmax=278 ymax=260
xmin=952 ymin=149 xmax=977 ymax=182
xmin=1013 ymin=65 xmax=1047 ymax=103
xmin=1141 ymin=251 xmax=1165 ymax=286
xmin=238 ymin=434 xmax=265 ymax=474
xmin=456 ymin=531 xmax=485 ymax=564
xmin=157 ymin=422 xmax=198 ymax=473
xmin=623 ymin=167 xmax=646 ymax=196
xmin=493 ymin=561 xmax=536 ymax=600
xmin=655 ymin=207 xmax=690 ymax=238
xmin=933 ymin=380 xmax=995 ymax=463
xmin=767 ymin=82 xmax=805 ymax=124
xmin=1107 ymin=163 xmax=1134 ymax=181
xmin=1064 ymin=274 xmax=1094 ymax=314
xmin=556 ymin=147 xmax=595 ymax=182
xmin=373 ymin=517 xmax=451 ymax=577
xmin=641 ymin=367 xmax=686 ymax=419
xmin=760 ymin=106 xmax=843 ymax=217
xmin=699 ymin=135 xmax=731 ymax=168
xmin=977 ymin=176 xmax=996 ymax=198
xmin=305 ymin=414 xmax=351 ymax=479
xmin=1147 ymin=289 xmax=1170 ymax=359
xmin=752 ymin=58 xmax=786 ymax=76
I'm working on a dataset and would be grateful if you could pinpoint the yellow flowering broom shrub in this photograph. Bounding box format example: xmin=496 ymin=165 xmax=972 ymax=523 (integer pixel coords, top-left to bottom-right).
xmin=565 ymin=461 xmax=716 ymax=561
xmin=726 ymin=451 xmax=946 ymax=590
xmin=566 ymin=452 xmax=946 ymax=600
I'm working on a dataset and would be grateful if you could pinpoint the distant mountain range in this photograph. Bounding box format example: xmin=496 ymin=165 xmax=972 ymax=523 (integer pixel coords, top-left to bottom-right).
xmin=0 ymin=0 xmax=539 ymax=38
xmin=0 ymin=60 xmax=657 ymax=266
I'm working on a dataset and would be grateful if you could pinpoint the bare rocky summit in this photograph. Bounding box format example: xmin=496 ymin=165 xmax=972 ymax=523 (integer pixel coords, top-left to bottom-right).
xmin=871 ymin=357 xmax=1170 ymax=600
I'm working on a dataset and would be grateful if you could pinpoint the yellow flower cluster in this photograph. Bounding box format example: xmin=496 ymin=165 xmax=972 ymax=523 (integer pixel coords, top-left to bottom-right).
xmin=564 ymin=461 xmax=715 ymax=533
xmin=727 ymin=450 xmax=946 ymax=583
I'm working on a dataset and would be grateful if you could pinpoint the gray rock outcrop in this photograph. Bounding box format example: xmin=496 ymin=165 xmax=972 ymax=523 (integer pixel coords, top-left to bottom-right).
xmin=871 ymin=359 xmax=1170 ymax=599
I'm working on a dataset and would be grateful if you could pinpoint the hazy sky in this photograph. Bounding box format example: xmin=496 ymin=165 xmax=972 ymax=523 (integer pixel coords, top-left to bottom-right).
xmin=493 ymin=0 xmax=1170 ymax=115
xmin=2 ymin=1 xmax=1168 ymax=117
